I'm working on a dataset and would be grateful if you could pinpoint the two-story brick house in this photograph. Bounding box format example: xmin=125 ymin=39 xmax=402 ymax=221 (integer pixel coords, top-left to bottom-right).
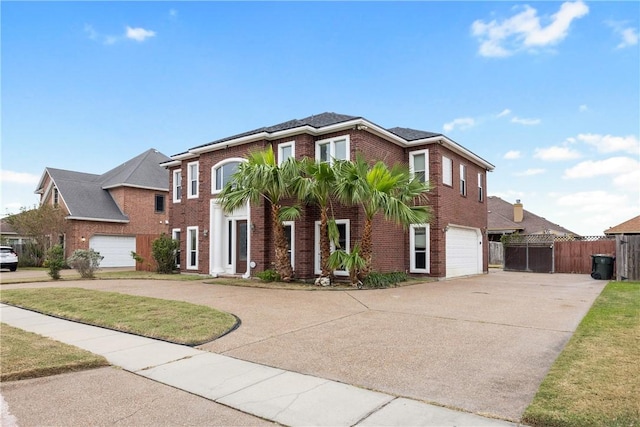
xmin=163 ymin=113 xmax=494 ymax=279
xmin=35 ymin=148 xmax=171 ymax=267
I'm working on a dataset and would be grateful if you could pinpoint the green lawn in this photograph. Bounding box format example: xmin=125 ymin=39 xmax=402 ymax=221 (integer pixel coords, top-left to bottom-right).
xmin=522 ymin=281 xmax=640 ymax=427
xmin=1 ymin=323 xmax=109 ymax=381
xmin=0 ymin=287 xmax=237 ymax=346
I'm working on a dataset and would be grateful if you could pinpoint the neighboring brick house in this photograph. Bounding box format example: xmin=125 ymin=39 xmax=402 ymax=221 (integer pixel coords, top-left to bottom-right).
xmin=487 ymin=196 xmax=577 ymax=241
xmin=163 ymin=113 xmax=495 ymax=279
xmin=35 ymin=149 xmax=171 ymax=267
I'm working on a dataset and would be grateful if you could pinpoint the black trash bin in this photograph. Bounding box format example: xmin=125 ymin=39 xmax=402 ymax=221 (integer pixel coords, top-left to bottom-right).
xmin=591 ymin=254 xmax=615 ymax=280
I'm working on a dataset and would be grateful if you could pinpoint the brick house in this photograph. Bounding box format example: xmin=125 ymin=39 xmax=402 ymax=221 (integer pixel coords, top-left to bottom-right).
xmin=35 ymin=149 xmax=171 ymax=267
xmin=163 ymin=113 xmax=495 ymax=279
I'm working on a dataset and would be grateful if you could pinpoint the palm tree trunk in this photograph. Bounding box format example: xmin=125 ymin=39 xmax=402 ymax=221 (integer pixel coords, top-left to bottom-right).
xmin=358 ymin=217 xmax=374 ymax=280
xmin=319 ymin=205 xmax=331 ymax=278
xmin=272 ymin=204 xmax=293 ymax=281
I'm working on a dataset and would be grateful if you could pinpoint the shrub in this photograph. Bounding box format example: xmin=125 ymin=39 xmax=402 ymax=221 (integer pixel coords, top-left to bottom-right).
xmin=363 ymin=271 xmax=408 ymax=289
xmin=151 ymin=233 xmax=178 ymax=274
xmin=67 ymin=249 xmax=103 ymax=279
xmin=256 ymin=269 xmax=281 ymax=282
xmin=44 ymin=244 xmax=65 ymax=280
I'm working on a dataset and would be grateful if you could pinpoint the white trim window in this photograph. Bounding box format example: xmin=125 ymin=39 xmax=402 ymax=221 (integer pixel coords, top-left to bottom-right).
xmin=212 ymin=159 xmax=242 ymax=193
xmin=316 ymin=135 xmax=350 ymax=164
xmin=410 ymin=224 xmax=430 ymax=273
xmin=186 ymin=226 xmax=198 ymax=270
xmin=173 ymin=170 xmax=182 ymax=203
xmin=460 ymin=164 xmax=467 ymax=196
xmin=314 ymin=219 xmax=350 ymax=276
xmin=409 ymin=149 xmax=429 ymax=183
xmin=442 ymin=156 xmax=453 ymax=186
xmin=187 ymin=162 xmax=199 ymax=199
xmin=283 ymin=221 xmax=295 ymax=269
xmin=172 ymin=228 xmax=181 ymax=268
xmin=478 ymin=172 xmax=484 ymax=202
xmin=278 ymin=141 xmax=295 ymax=166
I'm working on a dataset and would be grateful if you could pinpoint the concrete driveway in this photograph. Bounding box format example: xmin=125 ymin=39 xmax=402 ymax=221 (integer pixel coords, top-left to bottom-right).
xmin=1 ymin=270 xmax=605 ymax=422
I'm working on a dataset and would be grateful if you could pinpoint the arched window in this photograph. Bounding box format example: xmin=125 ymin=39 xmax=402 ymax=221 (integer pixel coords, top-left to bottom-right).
xmin=212 ymin=159 xmax=243 ymax=193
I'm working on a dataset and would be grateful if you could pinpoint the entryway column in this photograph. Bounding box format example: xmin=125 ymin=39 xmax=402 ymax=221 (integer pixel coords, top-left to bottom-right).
xmin=211 ymin=200 xmax=225 ymax=276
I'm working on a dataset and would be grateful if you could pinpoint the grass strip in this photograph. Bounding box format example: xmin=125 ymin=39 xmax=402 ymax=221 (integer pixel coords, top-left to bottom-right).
xmin=1 ymin=323 xmax=109 ymax=381
xmin=1 ymin=269 xmax=210 ymax=285
xmin=522 ymin=281 xmax=640 ymax=427
xmin=0 ymin=287 xmax=237 ymax=346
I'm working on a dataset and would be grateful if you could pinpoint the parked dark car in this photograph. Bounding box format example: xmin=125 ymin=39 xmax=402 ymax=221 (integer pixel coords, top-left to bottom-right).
xmin=0 ymin=246 xmax=19 ymax=271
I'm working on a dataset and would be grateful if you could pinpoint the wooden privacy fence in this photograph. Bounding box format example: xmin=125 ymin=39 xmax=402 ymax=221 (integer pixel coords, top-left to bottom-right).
xmin=503 ymin=235 xmax=616 ymax=275
xmin=135 ymin=234 xmax=159 ymax=272
xmin=616 ymin=234 xmax=640 ymax=281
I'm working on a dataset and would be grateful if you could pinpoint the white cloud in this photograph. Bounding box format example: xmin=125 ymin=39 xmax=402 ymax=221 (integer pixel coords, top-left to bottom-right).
xmin=556 ymin=190 xmax=629 ymax=211
xmin=126 ymin=26 xmax=156 ymax=42
xmin=515 ymin=168 xmax=545 ymax=176
xmin=443 ymin=117 xmax=475 ymax=132
xmin=0 ymin=170 xmax=40 ymax=185
xmin=169 ymin=9 xmax=178 ymax=17
xmin=579 ymin=104 xmax=588 ymax=112
xmin=563 ymin=156 xmax=639 ymax=179
xmin=511 ymin=116 xmax=541 ymax=125
xmin=606 ymin=20 xmax=639 ymax=49
xmin=534 ymin=146 xmax=581 ymax=161
xmin=504 ymin=150 xmax=522 ymax=159
xmin=613 ymin=168 xmax=640 ymax=188
xmin=471 ymin=1 xmax=589 ymax=57
xmin=497 ymin=109 xmax=511 ymax=118
xmin=577 ymin=133 xmax=640 ymax=155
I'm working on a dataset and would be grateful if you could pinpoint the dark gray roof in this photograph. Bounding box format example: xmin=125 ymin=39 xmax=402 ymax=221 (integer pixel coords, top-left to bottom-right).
xmin=488 ymin=196 xmax=577 ymax=236
xmin=40 ymin=149 xmax=170 ymax=222
xmin=387 ymin=127 xmax=442 ymax=141
xmin=191 ymin=112 xmax=362 ymax=150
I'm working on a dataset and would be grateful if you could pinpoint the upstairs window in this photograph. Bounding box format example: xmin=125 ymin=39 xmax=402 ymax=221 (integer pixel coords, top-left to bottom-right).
xmin=187 ymin=162 xmax=199 ymax=199
xmin=410 ymin=150 xmax=429 ymax=183
xmin=155 ymin=194 xmax=165 ymax=213
xmin=442 ymin=156 xmax=453 ymax=186
xmin=53 ymin=188 xmax=59 ymax=207
xmin=213 ymin=160 xmax=242 ymax=193
xmin=478 ymin=172 xmax=484 ymax=202
xmin=460 ymin=164 xmax=467 ymax=196
xmin=316 ymin=136 xmax=349 ymax=164
xmin=278 ymin=141 xmax=295 ymax=166
xmin=173 ymin=170 xmax=182 ymax=202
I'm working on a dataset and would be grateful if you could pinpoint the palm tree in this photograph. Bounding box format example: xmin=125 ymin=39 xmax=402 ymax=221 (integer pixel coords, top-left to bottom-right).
xmin=218 ymin=146 xmax=300 ymax=281
xmin=292 ymin=158 xmax=336 ymax=279
xmin=333 ymin=155 xmax=432 ymax=279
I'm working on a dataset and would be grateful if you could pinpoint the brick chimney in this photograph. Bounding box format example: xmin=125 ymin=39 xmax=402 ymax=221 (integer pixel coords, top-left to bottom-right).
xmin=514 ymin=199 xmax=524 ymax=223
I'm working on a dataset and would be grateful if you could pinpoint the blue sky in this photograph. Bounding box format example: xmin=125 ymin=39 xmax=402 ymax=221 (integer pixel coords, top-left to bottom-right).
xmin=2 ymin=1 xmax=638 ymax=236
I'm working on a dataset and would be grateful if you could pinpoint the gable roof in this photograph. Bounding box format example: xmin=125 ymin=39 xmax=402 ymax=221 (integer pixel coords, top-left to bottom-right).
xmin=167 ymin=112 xmax=494 ymax=171
xmin=35 ymin=149 xmax=170 ymax=223
xmin=604 ymin=215 xmax=640 ymax=234
xmin=488 ymin=196 xmax=577 ymax=236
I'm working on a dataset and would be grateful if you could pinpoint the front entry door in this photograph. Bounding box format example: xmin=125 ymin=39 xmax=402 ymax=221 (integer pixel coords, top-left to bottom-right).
xmin=236 ymin=220 xmax=248 ymax=274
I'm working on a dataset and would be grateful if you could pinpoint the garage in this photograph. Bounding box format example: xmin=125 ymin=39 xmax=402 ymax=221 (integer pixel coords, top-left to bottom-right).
xmin=89 ymin=235 xmax=136 ymax=268
xmin=446 ymin=226 xmax=483 ymax=278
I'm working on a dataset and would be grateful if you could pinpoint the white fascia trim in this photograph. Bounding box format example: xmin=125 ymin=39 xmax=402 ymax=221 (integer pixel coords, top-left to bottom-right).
xmin=160 ymin=160 xmax=182 ymax=168
xmin=407 ymin=136 xmax=495 ymax=171
xmin=66 ymin=216 xmax=130 ymax=223
xmin=102 ymin=184 xmax=169 ymax=192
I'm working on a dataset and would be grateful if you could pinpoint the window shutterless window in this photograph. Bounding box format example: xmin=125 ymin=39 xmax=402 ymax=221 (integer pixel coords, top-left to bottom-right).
xmin=478 ymin=172 xmax=484 ymax=202
xmin=278 ymin=141 xmax=295 ymax=166
xmin=442 ymin=156 xmax=452 ymax=186
xmin=187 ymin=162 xmax=199 ymax=198
xmin=172 ymin=228 xmax=181 ymax=268
xmin=460 ymin=164 xmax=467 ymax=196
xmin=213 ymin=161 xmax=240 ymax=192
xmin=315 ymin=136 xmax=350 ymax=164
xmin=53 ymin=188 xmax=59 ymax=207
xmin=410 ymin=224 xmax=429 ymax=273
xmin=173 ymin=170 xmax=182 ymax=202
xmin=314 ymin=219 xmax=350 ymax=276
xmin=186 ymin=226 xmax=198 ymax=269
xmin=155 ymin=194 xmax=165 ymax=213
xmin=283 ymin=221 xmax=295 ymax=269
xmin=409 ymin=150 xmax=429 ymax=183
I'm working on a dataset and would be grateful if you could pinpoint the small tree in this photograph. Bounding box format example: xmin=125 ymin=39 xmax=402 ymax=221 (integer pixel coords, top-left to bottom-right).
xmin=67 ymin=249 xmax=103 ymax=279
xmin=152 ymin=233 xmax=178 ymax=274
xmin=44 ymin=244 xmax=65 ymax=280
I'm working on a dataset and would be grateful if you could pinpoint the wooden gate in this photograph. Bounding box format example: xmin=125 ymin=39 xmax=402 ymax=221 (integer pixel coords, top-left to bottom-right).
xmin=135 ymin=234 xmax=159 ymax=272
xmin=616 ymin=235 xmax=640 ymax=281
xmin=554 ymin=239 xmax=616 ymax=274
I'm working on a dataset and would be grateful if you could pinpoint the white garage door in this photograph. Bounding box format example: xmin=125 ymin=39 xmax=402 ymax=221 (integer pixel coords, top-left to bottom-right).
xmin=89 ymin=235 xmax=136 ymax=268
xmin=446 ymin=226 xmax=482 ymax=278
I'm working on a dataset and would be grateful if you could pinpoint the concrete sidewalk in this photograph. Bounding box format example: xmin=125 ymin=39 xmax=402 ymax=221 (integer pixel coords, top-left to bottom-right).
xmin=1 ymin=303 xmax=519 ymax=426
